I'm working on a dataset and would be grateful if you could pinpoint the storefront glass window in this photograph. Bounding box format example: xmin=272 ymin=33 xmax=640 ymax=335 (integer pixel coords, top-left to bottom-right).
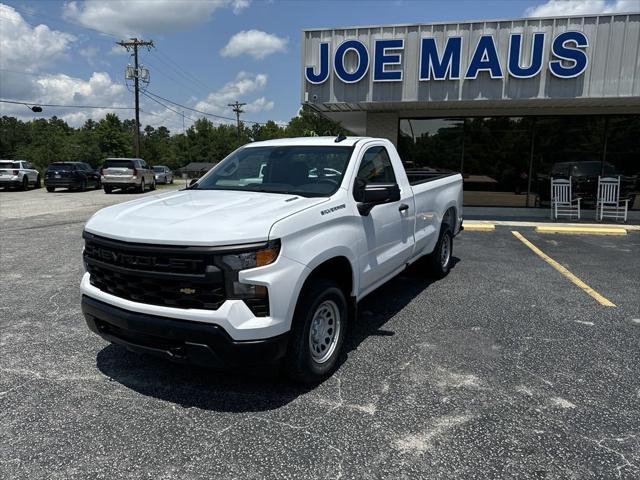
xmin=397 ymin=115 xmax=640 ymax=210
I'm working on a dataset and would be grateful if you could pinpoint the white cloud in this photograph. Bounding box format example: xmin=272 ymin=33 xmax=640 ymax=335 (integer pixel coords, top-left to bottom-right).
xmin=63 ymin=0 xmax=250 ymax=37
xmin=0 ymin=71 xmax=129 ymax=127
xmin=194 ymin=71 xmax=272 ymax=115
xmin=525 ymin=0 xmax=639 ymax=17
xmin=139 ymin=71 xmax=274 ymax=132
xmin=220 ymin=30 xmax=288 ymax=59
xmin=0 ymin=3 xmax=76 ymax=73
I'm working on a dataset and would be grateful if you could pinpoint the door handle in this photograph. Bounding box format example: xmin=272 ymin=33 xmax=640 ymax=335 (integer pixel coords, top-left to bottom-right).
xmin=399 ymin=203 xmax=409 ymax=212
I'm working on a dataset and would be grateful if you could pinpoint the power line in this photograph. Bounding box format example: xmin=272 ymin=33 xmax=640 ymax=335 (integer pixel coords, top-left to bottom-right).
xmin=148 ymin=50 xmax=212 ymax=96
xmin=0 ymin=99 xmax=134 ymax=110
xmin=141 ymin=91 xmax=198 ymax=124
xmin=143 ymin=59 xmax=208 ymax=101
xmin=145 ymin=90 xmax=284 ymax=126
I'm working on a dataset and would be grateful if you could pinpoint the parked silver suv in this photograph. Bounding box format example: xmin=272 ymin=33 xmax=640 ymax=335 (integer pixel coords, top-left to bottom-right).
xmin=152 ymin=165 xmax=174 ymax=184
xmin=101 ymin=158 xmax=155 ymax=194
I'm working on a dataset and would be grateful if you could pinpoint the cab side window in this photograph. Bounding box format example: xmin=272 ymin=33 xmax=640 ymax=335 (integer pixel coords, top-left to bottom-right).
xmin=356 ymin=146 xmax=396 ymax=184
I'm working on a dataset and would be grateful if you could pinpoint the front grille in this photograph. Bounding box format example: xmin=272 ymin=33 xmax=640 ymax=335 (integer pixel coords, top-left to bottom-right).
xmin=84 ymin=234 xmax=225 ymax=310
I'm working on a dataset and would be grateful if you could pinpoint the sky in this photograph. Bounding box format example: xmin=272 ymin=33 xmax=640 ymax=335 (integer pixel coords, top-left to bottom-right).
xmin=1 ymin=0 xmax=638 ymax=133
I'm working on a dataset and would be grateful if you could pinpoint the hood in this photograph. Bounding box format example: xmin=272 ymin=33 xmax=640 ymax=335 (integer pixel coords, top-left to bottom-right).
xmin=85 ymin=189 xmax=328 ymax=246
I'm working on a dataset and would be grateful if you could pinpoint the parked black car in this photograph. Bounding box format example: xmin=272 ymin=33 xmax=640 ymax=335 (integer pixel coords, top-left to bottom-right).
xmin=45 ymin=162 xmax=101 ymax=192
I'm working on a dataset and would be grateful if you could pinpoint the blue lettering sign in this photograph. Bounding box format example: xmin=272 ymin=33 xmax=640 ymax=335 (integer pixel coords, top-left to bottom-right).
xmin=419 ymin=37 xmax=462 ymax=80
xmin=305 ymin=42 xmax=330 ymax=84
xmin=334 ymin=40 xmax=369 ymax=83
xmin=373 ymin=39 xmax=404 ymax=82
xmin=549 ymin=31 xmax=589 ymax=78
xmin=465 ymin=35 xmax=503 ymax=79
xmin=508 ymin=33 xmax=545 ymax=78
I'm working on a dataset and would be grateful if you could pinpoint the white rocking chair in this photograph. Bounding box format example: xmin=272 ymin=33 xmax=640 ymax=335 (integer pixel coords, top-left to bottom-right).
xmin=596 ymin=176 xmax=629 ymax=222
xmin=551 ymin=177 xmax=581 ymax=220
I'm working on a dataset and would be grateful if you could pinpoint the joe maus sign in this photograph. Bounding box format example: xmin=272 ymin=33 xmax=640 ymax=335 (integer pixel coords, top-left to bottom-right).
xmin=301 ymin=14 xmax=640 ymax=105
xmin=306 ymin=31 xmax=589 ymax=84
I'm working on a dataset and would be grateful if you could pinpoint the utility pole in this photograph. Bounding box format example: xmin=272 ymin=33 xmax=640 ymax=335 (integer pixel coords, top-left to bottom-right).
xmin=228 ymin=101 xmax=246 ymax=139
xmin=117 ymin=38 xmax=154 ymax=157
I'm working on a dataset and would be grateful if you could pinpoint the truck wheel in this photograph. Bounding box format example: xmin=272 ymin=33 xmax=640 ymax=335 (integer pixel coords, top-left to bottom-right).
xmin=35 ymin=175 xmax=42 ymax=188
xmin=138 ymin=178 xmax=145 ymax=193
xmin=79 ymin=179 xmax=86 ymax=192
xmin=46 ymin=187 xmax=55 ymax=192
xmin=150 ymin=178 xmax=156 ymax=191
xmin=103 ymin=186 xmax=113 ymax=194
xmin=21 ymin=177 xmax=29 ymax=190
xmin=426 ymin=226 xmax=453 ymax=279
xmin=286 ymin=279 xmax=348 ymax=383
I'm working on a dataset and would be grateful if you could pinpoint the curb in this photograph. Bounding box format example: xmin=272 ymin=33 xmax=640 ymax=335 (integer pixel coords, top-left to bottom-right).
xmin=463 ymin=223 xmax=495 ymax=232
xmin=535 ymin=225 xmax=627 ymax=235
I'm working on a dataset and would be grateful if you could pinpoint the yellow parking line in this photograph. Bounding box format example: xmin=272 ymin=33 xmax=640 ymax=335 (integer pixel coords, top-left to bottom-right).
xmin=511 ymin=231 xmax=616 ymax=307
xmin=536 ymin=225 xmax=627 ymax=236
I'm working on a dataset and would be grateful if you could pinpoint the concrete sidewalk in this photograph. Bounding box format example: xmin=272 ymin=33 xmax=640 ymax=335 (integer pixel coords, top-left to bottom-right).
xmin=464 ymin=206 xmax=640 ymax=224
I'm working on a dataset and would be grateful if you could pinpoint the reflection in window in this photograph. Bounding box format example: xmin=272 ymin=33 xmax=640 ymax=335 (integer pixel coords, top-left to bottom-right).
xmin=397 ymin=115 xmax=640 ymax=210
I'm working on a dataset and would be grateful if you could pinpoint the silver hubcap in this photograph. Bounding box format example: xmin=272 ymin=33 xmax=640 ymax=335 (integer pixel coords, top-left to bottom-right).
xmin=309 ymin=300 xmax=341 ymax=364
xmin=441 ymin=234 xmax=451 ymax=268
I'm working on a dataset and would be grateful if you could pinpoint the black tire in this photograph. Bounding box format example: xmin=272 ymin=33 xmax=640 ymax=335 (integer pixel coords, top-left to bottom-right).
xmin=170 ymin=177 xmax=174 ymax=184
xmin=46 ymin=186 xmax=55 ymax=192
xmin=21 ymin=177 xmax=29 ymax=190
xmin=150 ymin=178 xmax=156 ymax=191
xmin=35 ymin=175 xmax=41 ymax=188
xmin=103 ymin=186 xmax=113 ymax=194
xmin=94 ymin=178 xmax=101 ymax=189
xmin=285 ymin=279 xmax=348 ymax=384
xmin=138 ymin=178 xmax=145 ymax=193
xmin=425 ymin=226 xmax=453 ymax=279
xmin=79 ymin=179 xmax=86 ymax=192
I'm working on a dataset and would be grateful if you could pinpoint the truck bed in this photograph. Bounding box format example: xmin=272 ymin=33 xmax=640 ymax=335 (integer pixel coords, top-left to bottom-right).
xmin=405 ymin=169 xmax=459 ymax=186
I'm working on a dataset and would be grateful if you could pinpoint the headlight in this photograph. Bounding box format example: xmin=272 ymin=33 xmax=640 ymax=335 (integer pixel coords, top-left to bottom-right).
xmin=220 ymin=240 xmax=280 ymax=271
xmin=218 ymin=240 xmax=280 ymax=316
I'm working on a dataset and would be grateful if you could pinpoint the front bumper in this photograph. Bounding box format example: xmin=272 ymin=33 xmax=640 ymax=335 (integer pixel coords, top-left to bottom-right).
xmin=82 ymin=295 xmax=289 ymax=368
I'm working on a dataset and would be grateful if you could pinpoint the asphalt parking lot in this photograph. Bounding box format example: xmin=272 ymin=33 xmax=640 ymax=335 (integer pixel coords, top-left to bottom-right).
xmin=1 ymin=190 xmax=639 ymax=479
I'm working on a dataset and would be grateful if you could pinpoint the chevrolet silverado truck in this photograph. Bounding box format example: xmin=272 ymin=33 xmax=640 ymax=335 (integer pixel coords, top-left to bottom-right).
xmin=81 ymin=136 xmax=463 ymax=382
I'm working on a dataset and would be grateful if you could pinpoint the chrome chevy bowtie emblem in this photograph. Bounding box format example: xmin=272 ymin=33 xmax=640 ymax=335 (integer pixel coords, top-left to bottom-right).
xmin=179 ymin=288 xmax=196 ymax=295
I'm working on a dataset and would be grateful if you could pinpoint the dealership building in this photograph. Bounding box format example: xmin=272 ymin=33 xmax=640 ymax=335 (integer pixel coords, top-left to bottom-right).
xmin=301 ymin=12 xmax=640 ymax=210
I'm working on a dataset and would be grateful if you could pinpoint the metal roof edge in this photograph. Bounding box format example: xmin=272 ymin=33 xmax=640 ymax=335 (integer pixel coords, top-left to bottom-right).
xmin=302 ymin=11 xmax=640 ymax=32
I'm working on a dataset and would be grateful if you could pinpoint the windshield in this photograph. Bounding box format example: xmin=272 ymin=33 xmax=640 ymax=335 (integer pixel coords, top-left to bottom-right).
xmin=572 ymin=162 xmax=602 ymax=176
xmin=48 ymin=163 xmax=75 ymax=171
xmin=153 ymin=166 xmax=164 ymax=172
xmin=193 ymin=145 xmax=354 ymax=197
xmin=104 ymin=159 xmax=135 ymax=169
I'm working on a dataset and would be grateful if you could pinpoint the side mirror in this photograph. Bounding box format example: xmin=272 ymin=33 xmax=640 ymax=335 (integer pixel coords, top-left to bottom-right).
xmin=189 ymin=178 xmax=198 ymax=187
xmin=356 ymin=181 xmax=400 ymax=216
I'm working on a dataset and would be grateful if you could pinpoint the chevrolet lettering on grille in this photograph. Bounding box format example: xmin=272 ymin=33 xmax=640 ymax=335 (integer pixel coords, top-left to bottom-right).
xmin=85 ymin=244 xmax=204 ymax=272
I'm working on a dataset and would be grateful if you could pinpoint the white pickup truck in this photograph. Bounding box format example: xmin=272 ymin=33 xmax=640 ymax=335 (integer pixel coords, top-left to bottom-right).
xmin=81 ymin=136 xmax=463 ymax=382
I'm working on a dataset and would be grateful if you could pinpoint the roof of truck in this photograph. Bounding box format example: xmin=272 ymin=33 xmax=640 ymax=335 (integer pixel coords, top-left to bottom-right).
xmin=246 ymin=136 xmax=373 ymax=148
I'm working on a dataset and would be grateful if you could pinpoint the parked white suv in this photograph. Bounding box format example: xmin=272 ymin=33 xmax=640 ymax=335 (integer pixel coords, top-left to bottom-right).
xmin=0 ymin=160 xmax=41 ymax=190
xmin=81 ymin=137 xmax=463 ymax=382
xmin=100 ymin=158 xmax=156 ymax=194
